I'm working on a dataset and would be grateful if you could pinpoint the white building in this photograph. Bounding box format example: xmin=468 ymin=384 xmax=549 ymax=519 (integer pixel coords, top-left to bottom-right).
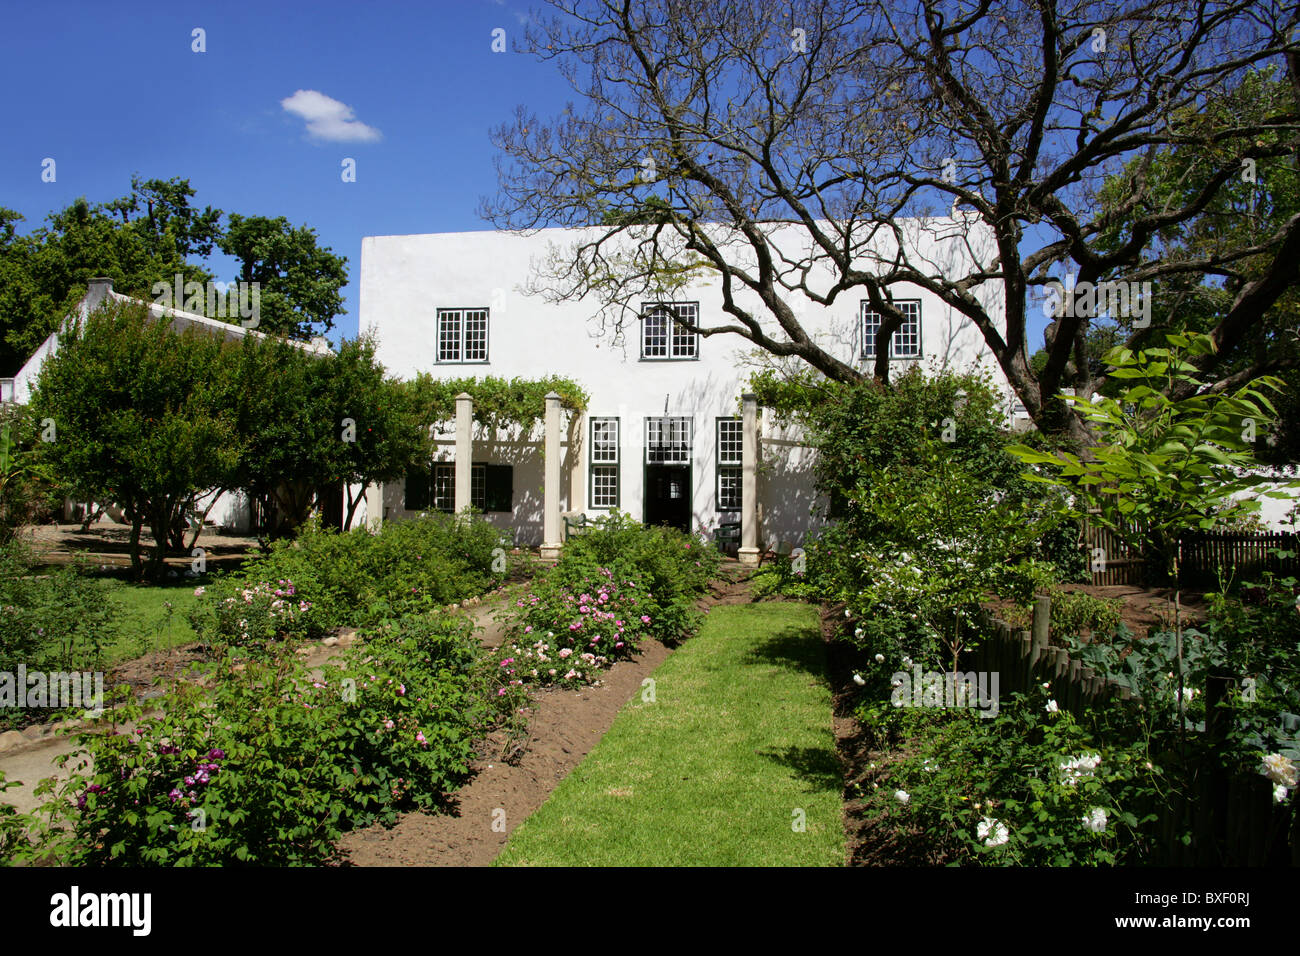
xmin=360 ymin=219 xmax=1014 ymax=559
xmin=8 ymin=277 xmax=332 ymax=532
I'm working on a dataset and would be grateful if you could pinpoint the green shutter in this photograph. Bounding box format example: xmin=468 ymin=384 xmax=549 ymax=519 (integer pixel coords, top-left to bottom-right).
xmin=484 ymin=464 xmax=513 ymax=513
xmin=404 ymin=466 xmax=430 ymax=511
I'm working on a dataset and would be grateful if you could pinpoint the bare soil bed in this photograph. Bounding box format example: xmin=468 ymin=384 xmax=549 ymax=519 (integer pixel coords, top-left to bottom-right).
xmin=983 ymin=581 xmax=1210 ymax=642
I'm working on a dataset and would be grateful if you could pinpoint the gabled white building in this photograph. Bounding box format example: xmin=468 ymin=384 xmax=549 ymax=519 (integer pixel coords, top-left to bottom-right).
xmin=8 ymin=277 xmax=333 ymax=532
xmin=361 ymin=219 xmax=1014 ymax=558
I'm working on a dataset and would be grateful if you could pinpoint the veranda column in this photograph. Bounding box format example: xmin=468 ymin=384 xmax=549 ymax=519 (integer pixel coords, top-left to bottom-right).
xmin=540 ymin=391 xmax=563 ymax=560
xmin=454 ymin=392 xmax=473 ymax=514
xmin=738 ymin=393 xmax=761 ymax=566
xmin=567 ymin=409 xmax=585 ymax=513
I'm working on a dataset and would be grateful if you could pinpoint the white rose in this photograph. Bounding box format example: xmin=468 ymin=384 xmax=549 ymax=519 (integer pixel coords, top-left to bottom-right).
xmin=1081 ymin=807 xmax=1107 ymax=833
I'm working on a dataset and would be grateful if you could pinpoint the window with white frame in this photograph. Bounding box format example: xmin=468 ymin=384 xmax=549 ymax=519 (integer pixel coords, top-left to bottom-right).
xmin=641 ymin=303 xmax=699 ymax=359
xmin=589 ymin=417 xmax=620 ymax=509
xmin=716 ymin=417 xmax=742 ymax=510
xmin=645 ymin=416 xmax=693 ymax=463
xmin=437 ymin=308 xmax=489 ymax=363
xmin=861 ymin=299 xmax=921 ymax=359
xmin=411 ymin=462 xmax=512 ymax=512
xmin=431 ymin=464 xmax=456 ymax=511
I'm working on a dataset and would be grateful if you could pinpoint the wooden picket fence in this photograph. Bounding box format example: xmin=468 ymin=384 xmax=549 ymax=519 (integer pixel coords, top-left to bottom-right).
xmin=1082 ymin=517 xmax=1299 ymax=587
xmin=971 ymin=598 xmax=1299 ymax=865
xmin=1178 ymin=529 xmax=1299 ymax=588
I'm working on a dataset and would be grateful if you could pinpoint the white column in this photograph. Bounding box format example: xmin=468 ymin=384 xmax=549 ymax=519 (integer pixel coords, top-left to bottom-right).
xmin=567 ymin=410 xmax=585 ymax=514
xmin=364 ymin=481 xmax=383 ymax=531
xmin=454 ymin=392 xmax=473 ymax=514
xmin=540 ymin=391 xmax=563 ymax=560
xmin=738 ymin=393 xmax=761 ymax=566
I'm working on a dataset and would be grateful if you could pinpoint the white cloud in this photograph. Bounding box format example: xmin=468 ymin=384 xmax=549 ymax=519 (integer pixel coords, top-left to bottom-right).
xmin=280 ymin=89 xmax=381 ymax=143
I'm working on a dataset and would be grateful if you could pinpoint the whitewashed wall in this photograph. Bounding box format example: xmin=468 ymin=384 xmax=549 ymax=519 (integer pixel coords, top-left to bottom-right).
xmin=361 ymin=221 xmax=1010 ymax=545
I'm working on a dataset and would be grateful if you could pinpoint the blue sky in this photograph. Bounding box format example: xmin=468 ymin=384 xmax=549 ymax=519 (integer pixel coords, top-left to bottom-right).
xmin=0 ymin=0 xmax=1052 ymax=350
xmin=0 ymin=0 xmax=565 ymax=343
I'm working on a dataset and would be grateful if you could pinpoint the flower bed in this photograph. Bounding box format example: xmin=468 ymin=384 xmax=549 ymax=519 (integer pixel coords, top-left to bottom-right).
xmin=187 ymin=512 xmax=510 ymax=647
xmin=18 ymin=613 xmax=510 ymax=866
xmin=489 ymin=513 xmax=721 ymax=688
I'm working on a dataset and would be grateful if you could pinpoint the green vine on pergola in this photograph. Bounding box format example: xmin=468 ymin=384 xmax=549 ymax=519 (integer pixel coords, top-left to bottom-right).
xmin=403 ymin=374 xmax=590 ymax=434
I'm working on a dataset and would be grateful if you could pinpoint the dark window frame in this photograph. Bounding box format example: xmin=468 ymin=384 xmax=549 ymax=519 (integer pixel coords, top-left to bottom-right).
xmin=589 ymin=417 xmax=620 ymax=510
xmin=861 ymin=299 xmax=922 ymax=360
xmin=436 ymin=307 xmax=491 ymax=364
xmin=640 ymin=302 xmax=700 ymax=361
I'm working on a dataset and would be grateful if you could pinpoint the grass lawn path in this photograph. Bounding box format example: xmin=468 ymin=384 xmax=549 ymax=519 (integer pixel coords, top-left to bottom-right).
xmin=495 ymin=600 xmax=845 ymax=866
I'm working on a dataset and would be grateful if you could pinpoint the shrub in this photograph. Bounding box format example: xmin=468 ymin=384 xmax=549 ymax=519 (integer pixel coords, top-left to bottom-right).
xmin=0 ymin=545 xmax=120 ymax=729
xmin=189 ymin=512 xmax=509 ymax=645
xmin=32 ymin=613 xmax=491 ymax=865
xmin=185 ymin=577 xmax=320 ymax=652
xmin=1050 ymin=590 xmax=1124 ymax=640
xmin=856 ymin=686 xmax=1160 ymax=865
xmin=560 ymin=510 xmax=720 ymax=605
xmin=0 ymin=773 xmax=28 ymax=865
xmin=491 ymin=514 xmax=721 ymax=687
xmin=827 ymin=447 xmax=1062 ymax=672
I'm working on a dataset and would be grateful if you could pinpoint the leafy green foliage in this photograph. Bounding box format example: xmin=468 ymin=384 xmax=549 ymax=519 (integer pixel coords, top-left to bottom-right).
xmin=27 ymin=615 xmax=491 ymax=866
xmin=0 ymin=179 xmax=346 ymax=378
xmin=0 ymin=548 xmax=121 ymax=730
xmin=218 ymin=214 xmax=347 ymax=339
xmin=30 ymin=298 xmax=239 ymax=579
xmin=227 ymin=333 xmax=426 ymax=536
xmin=188 ymin=513 xmax=509 ymax=644
xmin=1049 ymin=591 xmax=1124 ymax=641
xmin=829 ymin=446 xmax=1064 ymax=672
xmin=0 ymin=179 xmax=218 ymax=376
xmin=856 ymin=688 xmax=1160 ymax=866
xmin=0 ymin=772 xmax=29 ymax=865
xmin=1087 ymin=67 xmax=1300 ymax=464
xmin=558 ymin=511 xmax=720 ymax=624
xmin=491 ymin=512 xmax=721 ymax=687
xmin=763 ymin=367 xmax=1080 ymax=669
xmin=0 ymin=406 xmax=56 ymax=542
xmin=1009 ymin=332 xmax=1292 ymax=583
xmin=404 ymin=373 xmax=589 ymax=433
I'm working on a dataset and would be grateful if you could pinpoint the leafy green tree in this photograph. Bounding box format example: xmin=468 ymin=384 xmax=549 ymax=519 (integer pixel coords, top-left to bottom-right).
xmin=322 ymin=337 xmax=428 ymax=530
xmin=0 ymin=405 xmax=56 ymax=543
xmin=1010 ymin=333 xmax=1289 ymax=584
xmin=219 ymin=214 xmax=347 ymax=339
xmin=1 ymin=178 xmax=348 ymax=378
xmin=0 ymin=178 xmax=217 ymax=376
xmin=227 ymin=333 xmax=423 ymax=537
xmin=1009 ymin=331 xmax=1297 ymax=753
xmin=30 ymin=298 xmax=239 ymax=580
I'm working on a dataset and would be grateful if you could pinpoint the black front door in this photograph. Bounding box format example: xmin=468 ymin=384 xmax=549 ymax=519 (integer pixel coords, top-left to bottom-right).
xmin=644 ymin=465 xmax=690 ymax=532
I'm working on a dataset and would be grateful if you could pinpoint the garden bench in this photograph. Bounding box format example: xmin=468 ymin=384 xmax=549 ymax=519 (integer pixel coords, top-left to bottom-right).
xmin=562 ymin=512 xmax=589 ymax=542
xmin=714 ymin=521 xmax=740 ymax=555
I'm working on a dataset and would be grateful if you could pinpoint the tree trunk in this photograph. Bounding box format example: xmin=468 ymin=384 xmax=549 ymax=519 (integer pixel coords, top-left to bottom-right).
xmin=344 ymin=485 xmax=365 ymax=531
xmin=127 ymin=510 xmax=144 ymax=580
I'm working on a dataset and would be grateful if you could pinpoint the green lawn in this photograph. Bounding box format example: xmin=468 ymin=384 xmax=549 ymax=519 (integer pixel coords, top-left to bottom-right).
xmin=495 ymin=601 xmax=845 ymax=866
xmin=98 ymin=579 xmax=203 ymax=663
